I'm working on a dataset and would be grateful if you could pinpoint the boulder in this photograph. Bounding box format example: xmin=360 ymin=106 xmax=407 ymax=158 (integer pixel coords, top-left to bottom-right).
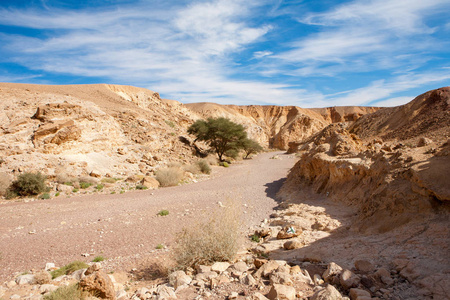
xmin=141 ymin=176 xmax=160 ymax=189
xmin=15 ymin=274 xmax=35 ymax=285
xmin=267 ymin=284 xmax=296 ymax=300
xmin=323 ymin=262 xmax=343 ymax=283
xmin=168 ymin=270 xmax=192 ymax=289
xmin=79 ymin=270 xmax=116 ymax=299
xmin=276 ymin=226 xmax=301 ymax=239
xmin=39 ymin=284 xmax=58 ymax=294
xmin=254 ymin=260 xmax=281 ymax=278
xmin=354 ymin=260 xmax=374 ymax=273
xmin=240 ymin=274 xmax=257 ymax=286
xmin=211 ymin=262 xmax=230 ymax=273
xmin=228 ymin=261 xmax=249 ymax=273
xmin=349 ymin=288 xmax=371 ymax=300
xmin=155 ymin=284 xmax=177 ymax=299
xmin=340 ymin=269 xmax=360 ymax=290
xmin=283 ymin=239 xmax=302 ymax=250
xmin=311 ymin=284 xmax=343 ymax=300
xmin=418 ymin=137 xmax=433 ymax=147
xmin=195 ymin=265 xmax=211 ymax=274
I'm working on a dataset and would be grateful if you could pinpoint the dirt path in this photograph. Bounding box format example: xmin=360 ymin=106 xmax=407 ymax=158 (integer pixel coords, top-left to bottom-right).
xmin=0 ymin=152 xmax=296 ymax=281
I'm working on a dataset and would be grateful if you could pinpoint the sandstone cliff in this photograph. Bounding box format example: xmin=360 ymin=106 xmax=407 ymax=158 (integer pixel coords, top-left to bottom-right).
xmin=186 ymin=103 xmax=377 ymax=150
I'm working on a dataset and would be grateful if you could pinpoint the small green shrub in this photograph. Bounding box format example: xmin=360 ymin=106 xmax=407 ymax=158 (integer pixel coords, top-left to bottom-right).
xmin=157 ymin=210 xmax=169 ymax=216
xmin=92 ymin=256 xmax=105 ymax=262
xmin=220 ymin=162 xmax=229 ymax=168
xmin=136 ymin=184 xmax=148 ymax=190
xmin=155 ymin=167 xmax=183 ymax=187
xmin=95 ymin=184 xmax=104 ymax=191
xmin=156 ymin=244 xmax=164 ymax=249
xmin=72 ymin=188 xmax=79 ymax=193
xmin=165 ymin=120 xmax=176 ymax=128
xmin=110 ymin=191 xmax=116 ymax=194
xmin=79 ymin=182 xmax=92 ymax=189
xmin=101 ymin=178 xmax=116 ymax=184
xmin=55 ymin=192 xmax=60 ymax=197
xmin=7 ymin=172 xmax=47 ymax=197
xmin=120 ymin=190 xmax=125 ymax=194
xmin=43 ymin=283 xmax=89 ymax=300
xmin=39 ymin=193 xmax=51 ymax=200
xmin=50 ymin=261 xmax=89 ymax=279
xmin=64 ymin=182 xmax=73 ymax=186
xmin=251 ymin=234 xmax=260 ymax=243
xmin=196 ymin=160 xmax=211 ymax=174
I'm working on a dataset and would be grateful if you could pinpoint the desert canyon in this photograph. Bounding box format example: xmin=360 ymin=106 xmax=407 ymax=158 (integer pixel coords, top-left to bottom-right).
xmin=0 ymin=83 xmax=449 ymax=300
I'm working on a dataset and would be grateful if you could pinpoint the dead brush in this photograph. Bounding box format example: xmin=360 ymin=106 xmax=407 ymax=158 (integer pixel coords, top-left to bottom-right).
xmin=172 ymin=200 xmax=242 ymax=270
xmin=155 ymin=167 xmax=184 ymax=187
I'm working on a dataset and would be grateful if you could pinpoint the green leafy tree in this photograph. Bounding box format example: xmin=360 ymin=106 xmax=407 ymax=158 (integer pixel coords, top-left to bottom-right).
xmin=188 ymin=117 xmax=247 ymax=161
xmin=241 ymin=138 xmax=263 ymax=158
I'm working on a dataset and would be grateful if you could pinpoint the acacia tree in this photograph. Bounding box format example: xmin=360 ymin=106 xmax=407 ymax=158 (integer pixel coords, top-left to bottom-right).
xmin=188 ymin=117 xmax=247 ymax=161
xmin=241 ymin=138 xmax=263 ymax=158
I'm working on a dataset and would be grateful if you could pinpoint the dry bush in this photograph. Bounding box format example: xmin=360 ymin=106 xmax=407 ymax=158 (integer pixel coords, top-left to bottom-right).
xmin=34 ymin=270 xmax=51 ymax=284
xmin=0 ymin=172 xmax=12 ymax=196
xmin=155 ymin=167 xmax=184 ymax=187
xmin=55 ymin=166 xmax=76 ymax=184
xmin=204 ymin=155 xmax=218 ymax=166
xmin=183 ymin=164 xmax=200 ymax=174
xmin=172 ymin=200 xmax=242 ymax=270
xmin=196 ymin=160 xmax=211 ymax=174
xmin=43 ymin=284 xmax=89 ymax=300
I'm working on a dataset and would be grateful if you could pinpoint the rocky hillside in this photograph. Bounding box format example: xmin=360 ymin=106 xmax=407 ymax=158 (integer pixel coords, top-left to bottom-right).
xmin=279 ymin=86 xmax=450 ymax=299
xmin=0 ymin=83 xmax=202 ymax=185
xmin=186 ymin=103 xmax=378 ymax=150
xmin=0 ymin=83 xmax=378 ymax=190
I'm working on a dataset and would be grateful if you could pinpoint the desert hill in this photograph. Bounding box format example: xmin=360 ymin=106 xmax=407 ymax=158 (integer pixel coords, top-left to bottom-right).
xmin=0 ymin=82 xmax=378 ymax=186
xmin=279 ymin=86 xmax=450 ymax=299
xmin=186 ymin=102 xmax=378 ymax=149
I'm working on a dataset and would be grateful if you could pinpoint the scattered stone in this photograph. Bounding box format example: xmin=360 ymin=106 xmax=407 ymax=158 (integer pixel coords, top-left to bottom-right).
xmin=15 ymin=274 xmax=35 ymax=285
xmin=255 ymin=228 xmax=272 ymax=238
xmin=267 ymin=284 xmax=296 ymax=300
xmin=349 ymin=288 xmax=371 ymax=300
xmin=228 ymin=261 xmax=249 ymax=273
xmin=254 ymin=258 xmax=268 ymax=268
xmin=270 ymin=272 xmax=293 ymax=286
xmin=211 ymin=262 xmax=230 ymax=273
xmin=156 ymin=284 xmax=177 ymax=299
xmin=418 ymin=137 xmax=433 ymax=147
xmin=254 ymin=260 xmax=281 ymax=278
xmin=323 ymin=262 xmax=343 ymax=283
xmin=311 ymin=284 xmax=343 ymax=300
xmin=141 ymin=176 xmax=160 ymax=189
xmin=45 ymin=263 xmax=56 ymax=271
xmin=276 ymin=226 xmax=301 ymax=239
xmin=72 ymin=268 xmax=87 ymax=281
xmin=5 ymin=281 xmax=17 ymax=289
xmin=252 ymin=292 xmax=270 ymax=300
xmin=340 ymin=269 xmax=360 ymax=290
xmin=168 ymin=270 xmax=192 ymax=289
xmin=283 ymin=239 xmax=302 ymax=250
xmin=85 ymin=262 xmax=102 ymax=275
xmin=228 ymin=291 xmax=239 ymax=299
xmin=314 ymin=274 xmax=324 ymax=285
xmin=39 ymin=284 xmax=58 ymax=294
xmin=10 ymin=294 xmax=20 ymax=300
xmin=79 ymin=270 xmax=116 ymax=299
xmin=354 ymin=260 xmax=374 ymax=273
xmin=240 ymin=274 xmax=257 ymax=286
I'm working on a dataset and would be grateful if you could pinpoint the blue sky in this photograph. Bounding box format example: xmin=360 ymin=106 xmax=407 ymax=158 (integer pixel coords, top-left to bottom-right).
xmin=0 ymin=0 xmax=449 ymax=107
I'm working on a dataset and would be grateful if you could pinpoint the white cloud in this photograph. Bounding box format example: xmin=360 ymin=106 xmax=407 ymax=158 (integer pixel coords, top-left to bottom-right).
xmin=371 ymin=96 xmax=413 ymax=107
xmin=252 ymin=51 xmax=273 ymax=59
xmin=323 ymin=70 xmax=450 ymax=107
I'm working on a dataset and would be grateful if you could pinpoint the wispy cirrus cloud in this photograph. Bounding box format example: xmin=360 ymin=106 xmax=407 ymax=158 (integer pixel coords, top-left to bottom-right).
xmin=0 ymin=0 xmax=449 ymax=107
